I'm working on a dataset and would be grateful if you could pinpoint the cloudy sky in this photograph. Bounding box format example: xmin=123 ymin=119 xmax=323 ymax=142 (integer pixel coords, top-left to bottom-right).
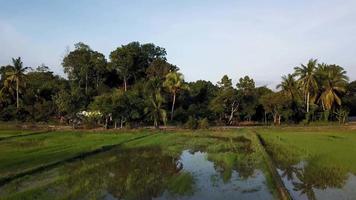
xmin=1 ymin=0 xmax=356 ymax=88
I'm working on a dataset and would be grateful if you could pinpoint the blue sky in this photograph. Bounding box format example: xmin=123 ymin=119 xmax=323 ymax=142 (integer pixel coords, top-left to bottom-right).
xmin=1 ymin=0 xmax=356 ymax=88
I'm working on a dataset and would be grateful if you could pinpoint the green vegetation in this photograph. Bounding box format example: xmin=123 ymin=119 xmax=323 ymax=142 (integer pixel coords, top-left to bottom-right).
xmin=0 ymin=130 xmax=42 ymax=139
xmin=0 ymin=131 xmax=148 ymax=179
xmin=258 ymin=127 xmax=356 ymax=173
xmin=0 ymin=129 xmax=280 ymax=200
xmin=1 ymin=42 xmax=355 ymax=128
xmin=257 ymin=127 xmax=356 ymax=199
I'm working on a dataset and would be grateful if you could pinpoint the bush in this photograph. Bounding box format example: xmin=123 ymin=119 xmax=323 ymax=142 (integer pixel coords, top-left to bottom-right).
xmin=198 ymin=118 xmax=209 ymax=129
xmin=184 ymin=116 xmax=198 ymax=129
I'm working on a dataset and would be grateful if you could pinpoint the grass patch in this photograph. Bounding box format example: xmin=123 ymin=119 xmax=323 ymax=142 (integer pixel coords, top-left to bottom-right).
xmin=0 ymin=130 xmax=149 ymax=179
xmin=258 ymin=127 xmax=356 ymax=173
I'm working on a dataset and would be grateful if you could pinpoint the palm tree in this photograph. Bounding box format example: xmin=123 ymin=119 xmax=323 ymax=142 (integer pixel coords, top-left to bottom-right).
xmin=144 ymin=78 xmax=167 ymax=129
xmin=163 ymin=71 xmax=187 ymax=121
xmin=3 ymin=57 xmax=29 ymax=109
xmin=277 ymin=74 xmax=298 ymax=99
xmin=294 ymin=59 xmax=318 ymax=113
xmin=317 ymin=65 xmax=348 ymax=110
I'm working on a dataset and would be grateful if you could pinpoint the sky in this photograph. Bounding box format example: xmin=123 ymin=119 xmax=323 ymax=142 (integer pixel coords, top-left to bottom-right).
xmin=1 ymin=0 xmax=356 ymax=88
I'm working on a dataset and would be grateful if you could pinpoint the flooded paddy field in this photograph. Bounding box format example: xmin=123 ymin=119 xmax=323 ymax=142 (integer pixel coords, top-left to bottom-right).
xmin=259 ymin=127 xmax=356 ymax=200
xmin=0 ymin=130 xmax=279 ymax=200
xmin=0 ymin=127 xmax=355 ymax=200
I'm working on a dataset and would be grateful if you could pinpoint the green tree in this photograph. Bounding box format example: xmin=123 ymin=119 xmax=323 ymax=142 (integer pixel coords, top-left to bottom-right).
xmin=237 ymin=76 xmax=257 ymax=121
xmin=316 ymin=65 xmax=348 ymax=111
xmin=163 ymin=71 xmax=187 ymax=121
xmin=260 ymin=92 xmax=291 ymax=125
xmin=144 ymin=78 xmax=167 ymax=128
xmin=277 ymin=74 xmax=298 ymax=99
xmin=24 ymin=65 xmax=68 ymax=121
xmin=63 ymin=42 xmax=107 ymax=95
xmin=210 ymin=75 xmax=240 ymax=125
xmin=90 ymin=92 xmax=113 ymax=128
xmin=343 ymin=81 xmax=356 ymax=116
xmin=110 ymin=43 xmax=138 ymax=91
xmin=146 ymin=58 xmax=178 ymax=79
xmin=294 ymin=59 xmax=318 ymax=114
xmin=2 ymin=57 xmax=29 ymax=109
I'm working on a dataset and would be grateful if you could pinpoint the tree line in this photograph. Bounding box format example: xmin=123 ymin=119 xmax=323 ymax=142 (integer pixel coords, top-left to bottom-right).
xmin=0 ymin=42 xmax=355 ymax=128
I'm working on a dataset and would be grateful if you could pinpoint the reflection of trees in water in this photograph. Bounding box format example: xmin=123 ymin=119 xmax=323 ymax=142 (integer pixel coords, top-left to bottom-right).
xmin=208 ymin=151 xmax=259 ymax=183
xmin=64 ymin=147 xmax=188 ymax=200
xmin=267 ymin=142 xmax=349 ymax=200
xmin=271 ymin=149 xmax=348 ymax=200
xmin=292 ymin=156 xmax=348 ymax=200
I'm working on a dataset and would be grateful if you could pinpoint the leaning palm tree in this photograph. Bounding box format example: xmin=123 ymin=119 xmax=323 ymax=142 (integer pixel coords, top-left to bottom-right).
xmin=163 ymin=71 xmax=188 ymax=121
xmin=317 ymin=65 xmax=348 ymax=110
xmin=277 ymin=74 xmax=298 ymax=99
xmin=294 ymin=59 xmax=318 ymax=113
xmin=4 ymin=57 xmax=29 ymax=109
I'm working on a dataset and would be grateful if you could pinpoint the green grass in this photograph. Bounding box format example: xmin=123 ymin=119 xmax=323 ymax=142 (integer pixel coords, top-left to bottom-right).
xmin=0 ymin=130 xmax=149 ymax=179
xmin=258 ymin=127 xmax=356 ymax=173
xmin=0 ymin=130 xmax=44 ymax=139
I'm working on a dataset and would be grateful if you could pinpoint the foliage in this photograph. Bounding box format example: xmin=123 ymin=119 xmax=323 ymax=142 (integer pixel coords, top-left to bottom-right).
xmin=0 ymin=42 xmax=353 ymax=126
xmin=198 ymin=118 xmax=209 ymax=129
xmin=184 ymin=116 xmax=198 ymax=129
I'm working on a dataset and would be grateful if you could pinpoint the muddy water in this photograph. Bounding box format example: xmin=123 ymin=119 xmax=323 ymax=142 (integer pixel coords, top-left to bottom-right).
xmin=0 ymin=146 xmax=275 ymax=200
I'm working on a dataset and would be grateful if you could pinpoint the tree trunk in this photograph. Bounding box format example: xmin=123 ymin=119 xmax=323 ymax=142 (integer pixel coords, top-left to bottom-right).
xmin=278 ymin=115 xmax=281 ymax=125
xmin=306 ymin=92 xmax=310 ymax=113
xmin=228 ymin=109 xmax=234 ymax=125
xmin=105 ymin=117 xmax=108 ymax=129
xmin=16 ymin=78 xmax=19 ymax=109
xmin=228 ymin=102 xmax=239 ymax=125
xmin=124 ymin=76 xmax=127 ymax=92
xmin=264 ymin=111 xmax=267 ymax=124
xmin=96 ymin=75 xmax=99 ymax=88
xmin=120 ymin=117 xmax=124 ymax=128
xmin=85 ymin=72 xmax=88 ymax=94
xmin=154 ymin=119 xmax=159 ymax=129
xmin=171 ymin=93 xmax=176 ymax=121
xmin=321 ymin=100 xmax=325 ymax=111
xmin=273 ymin=113 xmax=277 ymax=125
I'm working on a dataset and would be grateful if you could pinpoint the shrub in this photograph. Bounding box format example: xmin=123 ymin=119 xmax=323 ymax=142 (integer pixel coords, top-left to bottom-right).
xmin=184 ymin=116 xmax=198 ymax=129
xmin=198 ymin=118 xmax=209 ymax=129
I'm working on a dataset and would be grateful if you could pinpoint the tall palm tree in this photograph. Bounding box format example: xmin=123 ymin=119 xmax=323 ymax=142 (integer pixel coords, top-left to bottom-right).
xmin=163 ymin=71 xmax=187 ymax=121
xmin=317 ymin=65 xmax=348 ymax=110
xmin=294 ymin=59 xmax=318 ymax=113
xmin=4 ymin=57 xmax=29 ymax=109
xmin=277 ymin=74 xmax=298 ymax=99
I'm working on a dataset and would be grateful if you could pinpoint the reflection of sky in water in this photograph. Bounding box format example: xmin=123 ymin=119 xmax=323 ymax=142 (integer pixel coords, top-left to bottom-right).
xmin=278 ymin=163 xmax=356 ymax=200
xmin=156 ymin=150 xmax=273 ymax=200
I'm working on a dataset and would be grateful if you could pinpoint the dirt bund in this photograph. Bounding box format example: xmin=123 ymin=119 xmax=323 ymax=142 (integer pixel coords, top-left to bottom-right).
xmin=254 ymin=131 xmax=292 ymax=200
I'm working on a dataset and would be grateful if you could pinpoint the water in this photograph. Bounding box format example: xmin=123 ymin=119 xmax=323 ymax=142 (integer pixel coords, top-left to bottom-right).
xmin=155 ymin=150 xmax=273 ymax=200
xmin=0 ymin=147 xmax=275 ymax=200
xmin=275 ymin=158 xmax=356 ymax=200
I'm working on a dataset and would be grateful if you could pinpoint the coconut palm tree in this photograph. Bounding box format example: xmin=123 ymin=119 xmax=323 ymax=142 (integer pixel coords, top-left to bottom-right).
xmin=294 ymin=59 xmax=318 ymax=113
xmin=144 ymin=78 xmax=167 ymax=128
xmin=317 ymin=65 xmax=348 ymax=110
xmin=3 ymin=57 xmax=29 ymax=109
xmin=277 ymin=74 xmax=298 ymax=99
xmin=163 ymin=71 xmax=187 ymax=121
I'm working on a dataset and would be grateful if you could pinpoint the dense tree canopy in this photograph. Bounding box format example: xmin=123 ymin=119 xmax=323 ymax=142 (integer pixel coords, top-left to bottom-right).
xmin=0 ymin=42 xmax=354 ymax=127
